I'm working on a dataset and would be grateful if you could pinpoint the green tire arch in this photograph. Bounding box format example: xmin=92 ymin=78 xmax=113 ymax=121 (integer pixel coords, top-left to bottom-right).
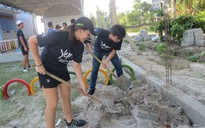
xmin=109 ymin=64 xmax=135 ymax=84
xmin=0 ymin=88 xmax=3 ymax=100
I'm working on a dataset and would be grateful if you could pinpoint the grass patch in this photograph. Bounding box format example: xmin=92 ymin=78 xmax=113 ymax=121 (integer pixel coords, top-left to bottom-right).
xmin=0 ymin=61 xmax=37 ymax=88
xmin=0 ymin=61 xmax=82 ymax=126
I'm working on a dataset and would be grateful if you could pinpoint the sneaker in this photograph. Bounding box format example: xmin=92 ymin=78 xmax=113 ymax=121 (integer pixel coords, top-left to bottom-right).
xmin=65 ymin=119 xmax=87 ymax=128
xmin=27 ymin=66 xmax=32 ymax=70
xmin=23 ymin=68 xmax=28 ymax=72
xmin=88 ymin=89 xmax=95 ymax=95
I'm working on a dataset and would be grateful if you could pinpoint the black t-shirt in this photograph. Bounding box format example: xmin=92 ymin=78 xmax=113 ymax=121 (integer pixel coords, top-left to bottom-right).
xmin=16 ymin=29 xmax=27 ymax=47
xmin=37 ymin=31 xmax=84 ymax=71
xmin=94 ymin=28 xmax=122 ymax=53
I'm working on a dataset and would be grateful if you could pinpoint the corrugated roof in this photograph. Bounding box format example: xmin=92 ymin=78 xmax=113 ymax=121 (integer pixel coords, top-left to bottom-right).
xmin=0 ymin=0 xmax=82 ymax=17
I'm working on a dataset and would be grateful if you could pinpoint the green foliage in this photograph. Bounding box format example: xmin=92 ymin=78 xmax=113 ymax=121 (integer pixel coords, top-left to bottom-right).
xmin=177 ymin=49 xmax=194 ymax=58
xmin=176 ymin=0 xmax=205 ymax=14
xmin=118 ymin=0 xmax=155 ymax=28
xmin=154 ymin=20 xmax=165 ymax=32
xmin=170 ymin=15 xmax=205 ymax=43
xmin=155 ymin=10 xmax=164 ymax=17
xmin=171 ymin=15 xmax=196 ymax=30
xmin=138 ymin=44 xmax=145 ymax=51
xmin=188 ymin=54 xmax=200 ymax=62
xmin=126 ymin=27 xmax=140 ymax=32
xmin=170 ymin=23 xmax=184 ymax=43
xmin=156 ymin=43 xmax=167 ymax=54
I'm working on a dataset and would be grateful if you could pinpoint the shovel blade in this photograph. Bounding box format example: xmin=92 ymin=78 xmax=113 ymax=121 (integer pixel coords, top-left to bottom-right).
xmin=114 ymin=75 xmax=131 ymax=91
xmin=103 ymin=100 xmax=122 ymax=113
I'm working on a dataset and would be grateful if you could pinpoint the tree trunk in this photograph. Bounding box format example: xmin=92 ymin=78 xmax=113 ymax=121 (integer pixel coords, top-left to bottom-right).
xmin=159 ymin=30 xmax=163 ymax=42
xmin=171 ymin=0 xmax=176 ymax=19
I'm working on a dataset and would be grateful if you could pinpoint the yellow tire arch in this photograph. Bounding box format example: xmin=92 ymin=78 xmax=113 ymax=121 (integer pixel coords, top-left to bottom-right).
xmin=83 ymin=68 xmax=109 ymax=89
xmin=30 ymin=77 xmax=39 ymax=95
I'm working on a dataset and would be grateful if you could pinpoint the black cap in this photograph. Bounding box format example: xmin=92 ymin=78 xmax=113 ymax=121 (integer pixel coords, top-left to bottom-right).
xmin=75 ymin=17 xmax=97 ymax=36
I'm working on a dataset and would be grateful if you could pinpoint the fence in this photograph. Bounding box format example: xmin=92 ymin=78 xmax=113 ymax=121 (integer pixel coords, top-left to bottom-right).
xmin=0 ymin=39 xmax=18 ymax=53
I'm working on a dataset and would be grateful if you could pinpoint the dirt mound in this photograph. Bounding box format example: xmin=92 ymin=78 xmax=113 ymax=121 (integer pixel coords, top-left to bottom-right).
xmin=71 ymin=81 xmax=191 ymax=128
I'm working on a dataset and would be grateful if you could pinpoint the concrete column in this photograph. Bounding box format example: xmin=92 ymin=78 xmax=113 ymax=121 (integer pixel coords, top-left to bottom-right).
xmin=109 ymin=0 xmax=118 ymax=26
xmin=80 ymin=0 xmax=84 ymax=16
xmin=31 ymin=13 xmax=38 ymax=34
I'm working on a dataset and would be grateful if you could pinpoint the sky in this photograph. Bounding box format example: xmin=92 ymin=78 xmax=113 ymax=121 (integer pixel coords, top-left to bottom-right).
xmin=84 ymin=0 xmax=135 ymax=17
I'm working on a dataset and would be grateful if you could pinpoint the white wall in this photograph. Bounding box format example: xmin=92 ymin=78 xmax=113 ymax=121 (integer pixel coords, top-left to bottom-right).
xmin=44 ymin=15 xmax=80 ymax=32
xmin=16 ymin=13 xmax=36 ymax=38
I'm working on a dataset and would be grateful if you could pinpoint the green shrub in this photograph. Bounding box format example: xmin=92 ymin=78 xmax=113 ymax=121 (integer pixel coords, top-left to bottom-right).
xmin=188 ymin=54 xmax=200 ymax=62
xmin=156 ymin=43 xmax=167 ymax=54
xmin=169 ymin=15 xmax=205 ymax=43
xmin=170 ymin=23 xmax=184 ymax=43
xmin=138 ymin=44 xmax=145 ymax=51
xmin=177 ymin=49 xmax=194 ymax=58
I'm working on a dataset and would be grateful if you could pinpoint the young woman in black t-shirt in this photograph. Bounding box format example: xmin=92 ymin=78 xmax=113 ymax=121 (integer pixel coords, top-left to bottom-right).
xmin=29 ymin=17 xmax=96 ymax=128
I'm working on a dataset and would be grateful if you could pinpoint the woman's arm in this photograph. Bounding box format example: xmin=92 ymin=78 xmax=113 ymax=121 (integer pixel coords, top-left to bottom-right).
xmin=73 ymin=61 xmax=87 ymax=95
xmin=28 ymin=36 xmax=46 ymax=75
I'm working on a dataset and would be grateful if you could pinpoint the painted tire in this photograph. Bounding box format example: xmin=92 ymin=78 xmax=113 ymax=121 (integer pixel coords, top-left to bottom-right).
xmin=30 ymin=77 xmax=39 ymax=95
xmin=83 ymin=68 xmax=109 ymax=89
xmin=3 ymin=79 xmax=31 ymax=99
xmin=109 ymin=64 xmax=135 ymax=84
xmin=0 ymin=88 xmax=3 ymax=100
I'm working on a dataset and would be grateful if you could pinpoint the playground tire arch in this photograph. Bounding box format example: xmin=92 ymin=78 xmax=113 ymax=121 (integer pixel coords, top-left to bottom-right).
xmin=109 ymin=64 xmax=135 ymax=84
xmin=30 ymin=77 xmax=39 ymax=95
xmin=0 ymin=88 xmax=3 ymax=100
xmin=3 ymin=79 xmax=31 ymax=99
xmin=83 ymin=68 xmax=109 ymax=89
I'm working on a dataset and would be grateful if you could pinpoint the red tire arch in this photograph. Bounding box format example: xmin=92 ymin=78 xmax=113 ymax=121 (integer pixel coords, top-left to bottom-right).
xmin=3 ymin=79 xmax=31 ymax=99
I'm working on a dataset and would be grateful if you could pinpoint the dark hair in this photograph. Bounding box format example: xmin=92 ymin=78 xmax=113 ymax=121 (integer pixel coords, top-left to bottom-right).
xmin=70 ymin=19 xmax=76 ymax=24
xmin=62 ymin=22 xmax=67 ymax=26
xmin=55 ymin=24 xmax=61 ymax=29
xmin=110 ymin=24 xmax=126 ymax=39
xmin=48 ymin=22 xmax=53 ymax=27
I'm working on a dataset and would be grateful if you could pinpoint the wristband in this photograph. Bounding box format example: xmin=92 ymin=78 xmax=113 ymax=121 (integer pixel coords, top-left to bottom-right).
xmin=35 ymin=63 xmax=42 ymax=67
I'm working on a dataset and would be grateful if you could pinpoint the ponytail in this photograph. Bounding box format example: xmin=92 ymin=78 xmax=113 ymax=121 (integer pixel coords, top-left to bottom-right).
xmin=66 ymin=24 xmax=77 ymax=42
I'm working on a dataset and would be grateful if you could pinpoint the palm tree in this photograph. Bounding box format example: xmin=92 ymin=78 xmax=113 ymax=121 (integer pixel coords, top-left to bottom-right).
xmin=176 ymin=0 xmax=205 ymax=14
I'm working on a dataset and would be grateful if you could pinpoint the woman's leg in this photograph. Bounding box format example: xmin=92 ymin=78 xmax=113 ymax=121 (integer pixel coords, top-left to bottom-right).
xmin=58 ymin=81 xmax=72 ymax=123
xmin=42 ymin=87 xmax=58 ymax=128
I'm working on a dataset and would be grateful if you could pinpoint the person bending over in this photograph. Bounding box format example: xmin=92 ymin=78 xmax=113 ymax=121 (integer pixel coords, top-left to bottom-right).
xmin=29 ymin=17 xmax=96 ymax=128
xmin=88 ymin=24 xmax=126 ymax=95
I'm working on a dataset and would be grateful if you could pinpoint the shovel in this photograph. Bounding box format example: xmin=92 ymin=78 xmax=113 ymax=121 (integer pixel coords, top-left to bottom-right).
xmin=84 ymin=45 xmax=131 ymax=91
xmin=45 ymin=71 xmax=122 ymax=113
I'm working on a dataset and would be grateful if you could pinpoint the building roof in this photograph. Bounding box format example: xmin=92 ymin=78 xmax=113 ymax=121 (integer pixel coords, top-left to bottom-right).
xmin=0 ymin=0 xmax=82 ymax=17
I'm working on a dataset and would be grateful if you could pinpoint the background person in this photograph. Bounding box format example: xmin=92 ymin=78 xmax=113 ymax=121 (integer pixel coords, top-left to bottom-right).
xmin=16 ymin=20 xmax=31 ymax=72
xmin=47 ymin=21 xmax=54 ymax=33
xmin=70 ymin=18 xmax=76 ymax=24
xmin=62 ymin=22 xmax=68 ymax=31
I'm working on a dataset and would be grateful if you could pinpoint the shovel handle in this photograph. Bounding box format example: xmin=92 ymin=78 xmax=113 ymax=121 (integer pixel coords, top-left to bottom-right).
xmin=84 ymin=46 xmax=116 ymax=77
xmin=45 ymin=71 xmax=102 ymax=103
